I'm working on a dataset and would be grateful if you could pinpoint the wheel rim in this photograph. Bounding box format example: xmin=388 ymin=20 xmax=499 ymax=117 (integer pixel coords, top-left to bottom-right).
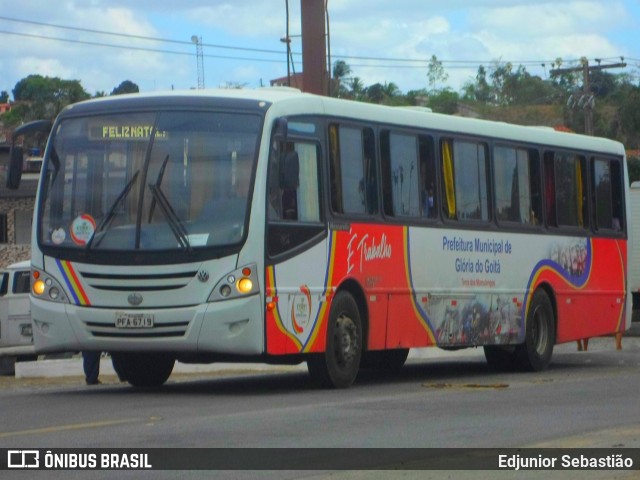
xmin=531 ymin=304 xmax=549 ymax=355
xmin=333 ymin=313 xmax=359 ymax=370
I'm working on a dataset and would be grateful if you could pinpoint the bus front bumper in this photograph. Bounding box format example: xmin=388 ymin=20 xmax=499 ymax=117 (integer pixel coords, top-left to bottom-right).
xmin=31 ymin=295 xmax=264 ymax=356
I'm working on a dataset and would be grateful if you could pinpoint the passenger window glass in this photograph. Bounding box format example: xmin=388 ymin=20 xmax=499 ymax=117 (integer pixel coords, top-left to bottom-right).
xmin=593 ymin=158 xmax=623 ymax=232
xmin=389 ymin=133 xmax=420 ymax=216
xmin=329 ymin=124 xmax=377 ymax=215
xmin=546 ymin=152 xmax=588 ymax=229
xmin=441 ymin=139 xmax=489 ymax=221
xmin=268 ymin=141 xmax=321 ymax=222
xmin=494 ymin=146 xmax=541 ymax=225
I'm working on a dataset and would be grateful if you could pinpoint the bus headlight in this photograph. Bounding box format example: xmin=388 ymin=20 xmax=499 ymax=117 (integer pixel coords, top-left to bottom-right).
xmin=209 ymin=263 xmax=259 ymax=302
xmin=237 ymin=278 xmax=253 ymax=294
xmin=31 ymin=268 xmax=69 ymax=303
xmin=33 ymin=279 xmax=46 ymax=295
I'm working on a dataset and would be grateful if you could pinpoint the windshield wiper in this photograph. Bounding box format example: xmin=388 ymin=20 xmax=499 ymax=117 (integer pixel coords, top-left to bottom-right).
xmin=147 ymin=183 xmax=192 ymax=252
xmin=86 ymin=170 xmax=140 ymax=249
xmin=147 ymin=154 xmax=170 ymax=223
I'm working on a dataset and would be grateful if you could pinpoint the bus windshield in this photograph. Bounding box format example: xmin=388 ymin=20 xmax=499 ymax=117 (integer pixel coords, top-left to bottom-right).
xmin=39 ymin=110 xmax=261 ymax=253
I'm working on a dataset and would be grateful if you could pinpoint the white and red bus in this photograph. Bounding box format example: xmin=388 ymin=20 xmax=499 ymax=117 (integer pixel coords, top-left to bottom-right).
xmin=8 ymin=88 xmax=630 ymax=388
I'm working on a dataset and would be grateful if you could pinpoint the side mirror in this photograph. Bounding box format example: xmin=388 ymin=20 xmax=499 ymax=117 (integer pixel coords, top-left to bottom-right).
xmin=5 ymin=119 xmax=53 ymax=190
xmin=279 ymin=151 xmax=299 ymax=189
xmin=6 ymin=146 xmax=24 ymax=190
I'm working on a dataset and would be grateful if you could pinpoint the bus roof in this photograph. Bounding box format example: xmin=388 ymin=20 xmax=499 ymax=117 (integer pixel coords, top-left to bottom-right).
xmin=61 ymin=87 xmax=625 ymax=157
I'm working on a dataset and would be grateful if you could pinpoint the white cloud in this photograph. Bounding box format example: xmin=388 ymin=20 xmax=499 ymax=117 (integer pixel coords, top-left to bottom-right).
xmin=0 ymin=0 xmax=636 ymax=97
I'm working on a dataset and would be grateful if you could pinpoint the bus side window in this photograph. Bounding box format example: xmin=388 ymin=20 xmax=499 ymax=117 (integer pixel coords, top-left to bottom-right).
xmin=329 ymin=123 xmax=378 ymax=216
xmin=383 ymin=131 xmax=420 ymax=217
xmin=268 ymin=141 xmax=321 ymax=223
xmin=419 ymin=135 xmax=437 ymax=218
xmin=592 ymin=157 xmax=624 ymax=233
xmin=441 ymin=138 xmax=489 ymax=221
xmin=544 ymin=153 xmax=557 ymax=227
xmin=494 ymin=146 xmax=541 ymax=226
xmin=546 ymin=151 xmax=588 ymax=229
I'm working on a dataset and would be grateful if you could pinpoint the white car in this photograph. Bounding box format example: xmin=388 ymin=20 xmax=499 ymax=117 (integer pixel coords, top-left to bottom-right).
xmin=0 ymin=260 xmax=35 ymax=374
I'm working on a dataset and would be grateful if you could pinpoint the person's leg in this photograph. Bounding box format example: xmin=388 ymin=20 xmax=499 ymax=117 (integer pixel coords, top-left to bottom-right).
xmin=83 ymin=351 xmax=101 ymax=384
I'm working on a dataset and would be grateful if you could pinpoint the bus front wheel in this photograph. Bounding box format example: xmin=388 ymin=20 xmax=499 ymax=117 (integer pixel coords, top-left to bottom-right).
xmin=516 ymin=289 xmax=555 ymax=371
xmin=307 ymin=291 xmax=362 ymax=388
xmin=111 ymin=352 xmax=175 ymax=387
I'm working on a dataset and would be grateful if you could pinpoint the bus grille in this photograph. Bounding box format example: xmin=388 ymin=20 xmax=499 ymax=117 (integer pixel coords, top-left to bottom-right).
xmin=79 ymin=270 xmax=198 ymax=292
xmin=85 ymin=320 xmax=190 ymax=338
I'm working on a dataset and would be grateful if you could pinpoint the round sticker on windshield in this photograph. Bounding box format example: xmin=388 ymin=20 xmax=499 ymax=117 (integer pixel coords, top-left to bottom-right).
xmin=51 ymin=228 xmax=66 ymax=245
xmin=70 ymin=214 xmax=96 ymax=245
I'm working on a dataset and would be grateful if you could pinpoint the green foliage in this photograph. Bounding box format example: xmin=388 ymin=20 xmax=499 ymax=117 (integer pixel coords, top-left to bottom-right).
xmin=111 ymin=80 xmax=140 ymax=96
xmin=426 ymin=89 xmax=460 ymax=114
xmin=9 ymin=74 xmax=89 ymax=124
xmin=427 ymin=55 xmax=448 ymax=92
xmin=628 ymin=156 xmax=640 ymax=184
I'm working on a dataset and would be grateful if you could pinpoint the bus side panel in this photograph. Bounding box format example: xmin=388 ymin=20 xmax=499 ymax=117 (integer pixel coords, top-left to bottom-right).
xmin=265 ymin=224 xmax=436 ymax=355
xmin=265 ymin=241 xmax=330 ymax=355
xmin=532 ymin=237 xmax=627 ymax=343
xmin=329 ymin=224 xmax=434 ymax=351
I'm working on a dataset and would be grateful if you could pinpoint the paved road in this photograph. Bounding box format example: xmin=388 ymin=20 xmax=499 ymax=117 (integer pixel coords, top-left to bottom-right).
xmin=1 ymin=332 xmax=639 ymax=480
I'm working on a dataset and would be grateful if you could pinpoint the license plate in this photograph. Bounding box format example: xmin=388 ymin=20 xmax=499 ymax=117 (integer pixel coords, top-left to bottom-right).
xmin=115 ymin=312 xmax=154 ymax=328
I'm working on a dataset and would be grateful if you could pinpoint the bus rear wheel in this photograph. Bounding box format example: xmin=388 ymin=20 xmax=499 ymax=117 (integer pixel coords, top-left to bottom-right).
xmin=483 ymin=345 xmax=517 ymax=371
xmin=111 ymin=352 xmax=175 ymax=387
xmin=307 ymin=291 xmax=362 ymax=388
xmin=515 ymin=289 xmax=555 ymax=371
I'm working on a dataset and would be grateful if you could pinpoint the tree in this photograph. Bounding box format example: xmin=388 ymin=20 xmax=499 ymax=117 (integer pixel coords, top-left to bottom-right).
xmin=10 ymin=75 xmax=89 ymax=124
xmin=427 ymin=89 xmax=460 ymax=114
xmin=111 ymin=80 xmax=139 ymax=95
xmin=0 ymin=91 xmax=8 ymax=103
xmin=331 ymin=60 xmax=352 ymax=98
xmin=618 ymin=85 xmax=640 ymax=149
xmin=427 ymin=55 xmax=449 ymax=92
xmin=462 ymin=65 xmax=491 ymax=103
xmin=489 ymin=61 xmax=514 ymax=105
xmin=365 ymin=83 xmax=386 ymax=104
xmin=347 ymin=77 xmax=366 ymax=101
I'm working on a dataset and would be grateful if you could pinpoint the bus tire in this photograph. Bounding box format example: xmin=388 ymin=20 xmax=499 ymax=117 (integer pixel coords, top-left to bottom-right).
xmin=307 ymin=291 xmax=362 ymax=388
xmin=483 ymin=345 xmax=517 ymax=371
xmin=516 ymin=289 xmax=555 ymax=371
xmin=361 ymin=348 xmax=409 ymax=370
xmin=111 ymin=352 xmax=175 ymax=387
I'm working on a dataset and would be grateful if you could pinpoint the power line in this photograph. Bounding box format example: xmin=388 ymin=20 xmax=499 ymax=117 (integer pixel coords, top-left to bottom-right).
xmin=0 ymin=30 xmax=286 ymax=64
xmin=0 ymin=15 xmax=287 ymax=56
xmin=0 ymin=15 xmax=612 ymax=69
xmin=0 ymin=15 xmax=635 ymax=77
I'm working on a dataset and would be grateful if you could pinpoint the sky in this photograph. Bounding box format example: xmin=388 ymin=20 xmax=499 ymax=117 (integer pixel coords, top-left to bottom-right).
xmin=0 ymin=0 xmax=639 ymax=98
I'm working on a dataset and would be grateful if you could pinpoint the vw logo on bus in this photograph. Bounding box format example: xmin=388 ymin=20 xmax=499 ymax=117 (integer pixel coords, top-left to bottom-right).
xmin=127 ymin=293 xmax=143 ymax=306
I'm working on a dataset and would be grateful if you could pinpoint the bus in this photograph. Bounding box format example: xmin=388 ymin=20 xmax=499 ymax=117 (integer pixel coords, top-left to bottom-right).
xmin=7 ymin=88 xmax=631 ymax=388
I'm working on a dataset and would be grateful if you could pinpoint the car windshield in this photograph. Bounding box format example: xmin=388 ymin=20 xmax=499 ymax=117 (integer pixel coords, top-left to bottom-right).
xmin=39 ymin=110 xmax=261 ymax=252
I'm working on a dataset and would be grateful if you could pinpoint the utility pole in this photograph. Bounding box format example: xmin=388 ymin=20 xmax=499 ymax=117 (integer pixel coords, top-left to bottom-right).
xmin=191 ymin=35 xmax=205 ymax=89
xmin=550 ymin=59 xmax=626 ymax=135
xmin=301 ymin=0 xmax=327 ymax=95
